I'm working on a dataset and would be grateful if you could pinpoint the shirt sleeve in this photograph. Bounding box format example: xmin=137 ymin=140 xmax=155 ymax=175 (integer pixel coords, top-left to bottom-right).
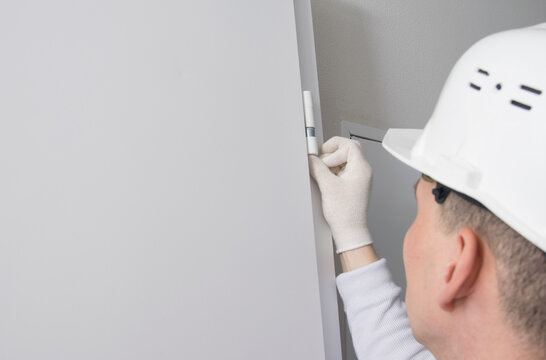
xmin=336 ymin=258 xmax=436 ymax=360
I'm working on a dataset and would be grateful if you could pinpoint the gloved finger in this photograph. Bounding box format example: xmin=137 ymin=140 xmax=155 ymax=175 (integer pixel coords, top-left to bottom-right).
xmin=321 ymin=145 xmax=349 ymax=168
xmin=308 ymin=155 xmax=336 ymax=185
xmin=322 ymin=137 xmax=365 ymax=167
xmin=345 ymin=140 xmax=370 ymax=172
xmin=321 ymin=136 xmax=360 ymax=155
xmin=322 ymin=140 xmax=371 ymax=177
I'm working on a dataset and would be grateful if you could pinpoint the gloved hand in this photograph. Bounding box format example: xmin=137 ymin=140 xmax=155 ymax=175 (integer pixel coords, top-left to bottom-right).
xmin=308 ymin=136 xmax=373 ymax=253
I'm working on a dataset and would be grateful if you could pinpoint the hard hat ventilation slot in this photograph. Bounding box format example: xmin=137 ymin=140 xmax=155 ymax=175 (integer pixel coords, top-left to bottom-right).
xmin=510 ymin=100 xmax=531 ymax=111
xmin=469 ymin=68 xmax=489 ymax=91
xmin=521 ymin=84 xmax=542 ymax=95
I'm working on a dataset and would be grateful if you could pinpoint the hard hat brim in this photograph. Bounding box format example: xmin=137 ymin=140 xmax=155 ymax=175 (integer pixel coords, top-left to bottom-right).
xmin=382 ymin=128 xmax=423 ymax=172
xmin=382 ymin=128 xmax=546 ymax=253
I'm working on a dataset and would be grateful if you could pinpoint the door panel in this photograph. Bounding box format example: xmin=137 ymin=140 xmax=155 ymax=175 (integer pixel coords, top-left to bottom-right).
xmin=0 ymin=1 xmax=336 ymax=359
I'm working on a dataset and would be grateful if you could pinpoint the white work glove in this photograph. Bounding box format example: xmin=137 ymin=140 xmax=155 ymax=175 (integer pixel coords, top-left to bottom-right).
xmin=308 ymin=136 xmax=373 ymax=253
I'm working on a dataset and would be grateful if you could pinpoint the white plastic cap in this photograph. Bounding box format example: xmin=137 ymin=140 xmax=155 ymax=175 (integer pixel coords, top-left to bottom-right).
xmin=307 ymin=137 xmax=319 ymax=156
xmin=303 ymin=91 xmax=315 ymax=128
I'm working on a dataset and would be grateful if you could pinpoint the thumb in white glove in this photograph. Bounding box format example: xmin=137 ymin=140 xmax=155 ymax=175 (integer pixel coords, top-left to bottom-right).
xmin=308 ymin=136 xmax=373 ymax=253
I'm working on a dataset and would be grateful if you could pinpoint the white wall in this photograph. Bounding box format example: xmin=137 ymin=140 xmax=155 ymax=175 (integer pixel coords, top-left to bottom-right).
xmin=311 ymin=0 xmax=546 ymax=139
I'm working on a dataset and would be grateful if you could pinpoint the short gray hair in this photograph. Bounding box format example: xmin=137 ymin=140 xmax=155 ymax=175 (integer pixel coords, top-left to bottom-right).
xmin=438 ymin=190 xmax=546 ymax=356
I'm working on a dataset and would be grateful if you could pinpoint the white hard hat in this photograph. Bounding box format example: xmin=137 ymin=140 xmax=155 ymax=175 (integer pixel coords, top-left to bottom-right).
xmin=382 ymin=23 xmax=546 ymax=252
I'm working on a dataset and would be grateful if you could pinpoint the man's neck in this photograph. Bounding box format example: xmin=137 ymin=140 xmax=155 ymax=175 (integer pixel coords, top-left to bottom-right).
xmin=428 ymin=304 xmax=538 ymax=360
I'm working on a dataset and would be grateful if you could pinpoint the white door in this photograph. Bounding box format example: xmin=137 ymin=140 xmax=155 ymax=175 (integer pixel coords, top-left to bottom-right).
xmin=0 ymin=1 xmax=340 ymax=359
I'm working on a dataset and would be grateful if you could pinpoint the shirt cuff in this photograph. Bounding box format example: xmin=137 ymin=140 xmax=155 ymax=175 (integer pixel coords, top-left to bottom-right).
xmin=336 ymin=258 xmax=397 ymax=302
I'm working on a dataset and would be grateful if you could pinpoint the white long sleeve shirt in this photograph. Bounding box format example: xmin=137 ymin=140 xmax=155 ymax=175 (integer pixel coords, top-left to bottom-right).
xmin=336 ymin=259 xmax=436 ymax=360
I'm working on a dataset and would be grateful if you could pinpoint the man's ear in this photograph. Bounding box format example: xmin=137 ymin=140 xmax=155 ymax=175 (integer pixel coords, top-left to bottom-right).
xmin=437 ymin=227 xmax=482 ymax=311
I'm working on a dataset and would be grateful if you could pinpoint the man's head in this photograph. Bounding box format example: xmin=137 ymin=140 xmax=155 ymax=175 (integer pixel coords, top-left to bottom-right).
xmin=403 ymin=175 xmax=546 ymax=357
xmin=382 ymin=23 xmax=546 ymax=358
xmin=435 ymin=177 xmax=546 ymax=350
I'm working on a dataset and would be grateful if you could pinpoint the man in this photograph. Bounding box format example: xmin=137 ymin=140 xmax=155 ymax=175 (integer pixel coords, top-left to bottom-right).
xmin=309 ymin=24 xmax=546 ymax=359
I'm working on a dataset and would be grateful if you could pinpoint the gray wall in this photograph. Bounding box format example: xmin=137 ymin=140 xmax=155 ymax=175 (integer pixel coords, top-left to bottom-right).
xmin=311 ymin=0 xmax=546 ymax=139
xmin=309 ymin=2 xmax=546 ymax=359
